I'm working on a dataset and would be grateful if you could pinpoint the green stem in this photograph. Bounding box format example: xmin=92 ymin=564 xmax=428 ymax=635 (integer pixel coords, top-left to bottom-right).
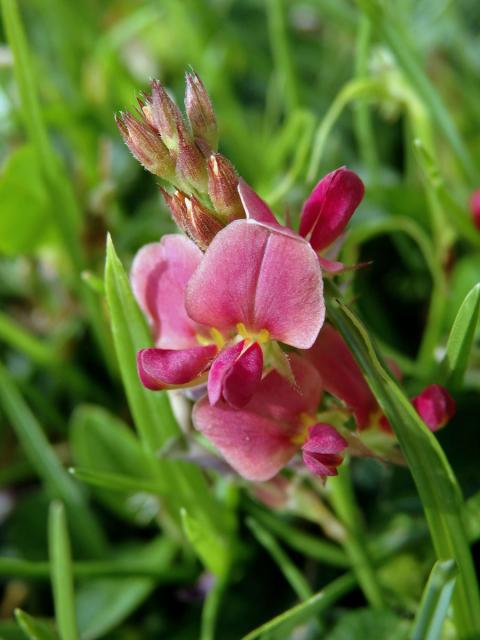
xmin=266 ymin=0 xmax=299 ymax=114
xmin=328 ymin=463 xmax=385 ymax=608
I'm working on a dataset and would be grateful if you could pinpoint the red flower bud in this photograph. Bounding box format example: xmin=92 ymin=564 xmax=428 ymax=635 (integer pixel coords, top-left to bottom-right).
xmin=115 ymin=112 xmax=175 ymax=178
xmin=411 ymin=384 xmax=456 ymax=432
xmin=176 ymin=126 xmax=208 ymax=193
xmin=207 ymin=153 xmax=244 ymax=220
xmin=150 ymin=80 xmax=185 ymax=151
xmin=469 ymin=190 xmax=480 ymax=230
xmin=161 ymin=189 xmax=224 ymax=250
xmin=185 ymin=70 xmax=218 ymax=150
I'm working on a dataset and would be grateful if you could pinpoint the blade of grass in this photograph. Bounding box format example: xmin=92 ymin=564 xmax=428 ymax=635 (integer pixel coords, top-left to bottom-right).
xmin=15 ymin=609 xmax=58 ymax=640
xmin=246 ymin=517 xmax=312 ymax=600
xmin=241 ymin=572 xmax=356 ymax=640
xmin=0 ymin=361 xmax=106 ymax=557
xmin=200 ymin=576 xmax=228 ymax=640
xmin=411 ymin=560 xmax=457 ymax=640
xmin=48 ymin=502 xmax=79 ymax=640
xmin=266 ymin=0 xmax=299 ymax=113
xmin=325 ymin=284 xmax=480 ymax=638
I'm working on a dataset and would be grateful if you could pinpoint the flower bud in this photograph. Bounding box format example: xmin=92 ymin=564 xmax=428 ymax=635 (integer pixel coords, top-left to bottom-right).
xmin=207 ymin=153 xmax=244 ymax=220
xmin=115 ymin=112 xmax=175 ymax=178
xmin=469 ymin=189 xmax=480 ymax=230
xmin=185 ymin=71 xmax=218 ymax=150
xmin=176 ymin=125 xmax=208 ymax=193
xmin=411 ymin=384 xmax=456 ymax=432
xmin=161 ymin=189 xmax=224 ymax=250
xmin=150 ymin=80 xmax=185 ymax=151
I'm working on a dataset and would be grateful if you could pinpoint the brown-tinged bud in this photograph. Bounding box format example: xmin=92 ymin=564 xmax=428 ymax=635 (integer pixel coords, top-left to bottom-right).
xmin=150 ymin=80 xmax=185 ymax=151
xmin=115 ymin=111 xmax=175 ymax=178
xmin=176 ymin=125 xmax=208 ymax=193
xmin=161 ymin=188 xmax=224 ymax=250
xmin=185 ymin=70 xmax=218 ymax=150
xmin=207 ymin=153 xmax=244 ymax=220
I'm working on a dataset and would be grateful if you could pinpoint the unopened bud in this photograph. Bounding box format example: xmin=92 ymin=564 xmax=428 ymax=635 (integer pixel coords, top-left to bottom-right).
xmin=161 ymin=189 xmax=224 ymax=250
xmin=185 ymin=71 xmax=218 ymax=150
xmin=207 ymin=153 xmax=244 ymax=220
xmin=115 ymin=112 xmax=175 ymax=178
xmin=411 ymin=384 xmax=456 ymax=432
xmin=150 ymin=80 xmax=185 ymax=151
xmin=176 ymin=126 xmax=208 ymax=193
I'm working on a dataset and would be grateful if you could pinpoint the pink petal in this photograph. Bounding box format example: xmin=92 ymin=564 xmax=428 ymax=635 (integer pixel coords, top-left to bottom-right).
xmin=248 ymin=354 xmax=322 ymax=422
xmin=185 ymin=220 xmax=324 ymax=349
xmin=208 ymin=341 xmax=244 ymax=405
xmin=237 ymin=179 xmax=280 ymax=226
xmin=304 ymin=324 xmax=377 ymax=429
xmin=411 ymin=385 xmax=456 ymax=432
xmin=222 ymin=342 xmax=264 ymax=408
xmin=302 ymin=423 xmax=347 ymax=477
xmin=130 ymin=235 xmax=204 ymax=349
xmin=193 ymin=396 xmax=298 ymax=481
xmin=137 ymin=345 xmax=217 ymax=390
xmin=300 ymin=168 xmax=364 ymax=251
xmin=317 ymin=255 xmax=371 ymax=275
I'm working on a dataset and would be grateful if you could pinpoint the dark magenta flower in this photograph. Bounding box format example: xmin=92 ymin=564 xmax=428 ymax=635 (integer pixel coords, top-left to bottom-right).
xmin=193 ymin=355 xmax=346 ymax=481
xmin=411 ymin=384 xmax=456 ymax=432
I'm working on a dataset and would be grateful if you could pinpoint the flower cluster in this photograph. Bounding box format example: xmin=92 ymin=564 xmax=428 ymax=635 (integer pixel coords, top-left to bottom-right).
xmin=118 ymin=74 xmax=455 ymax=484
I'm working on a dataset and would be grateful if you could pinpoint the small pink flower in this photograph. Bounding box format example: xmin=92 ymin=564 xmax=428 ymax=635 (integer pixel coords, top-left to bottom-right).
xmin=302 ymin=424 xmax=348 ymax=477
xmin=193 ymin=356 xmax=346 ymax=481
xmin=411 ymin=385 xmax=456 ymax=432
xmin=133 ymin=220 xmax=324 ymax=407
xmin=469 ymin=190 xmax=480 ymax=230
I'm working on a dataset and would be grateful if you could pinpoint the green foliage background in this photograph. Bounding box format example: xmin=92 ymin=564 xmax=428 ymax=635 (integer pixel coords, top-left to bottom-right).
xmin=1 ymin=1 xmax=480 ymax=638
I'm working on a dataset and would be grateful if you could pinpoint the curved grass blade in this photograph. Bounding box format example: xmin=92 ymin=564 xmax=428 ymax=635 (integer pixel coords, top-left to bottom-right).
xmin=325 ymin=288 xmax=480 ymax=637
xmin=241 ymin=572 xmax=355 ymax=640
xmin=15 ymin=610 xmax=58 ymax=640
xmin=440 ymin=284 xmax=480 ymax=390
xmin=48 ymin=502 xmax=79 ymax=640
xmin=411 ymin=560 xmax=457 ymax=640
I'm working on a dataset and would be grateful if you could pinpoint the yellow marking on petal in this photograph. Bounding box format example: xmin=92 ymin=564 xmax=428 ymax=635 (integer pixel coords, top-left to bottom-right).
xmin=236 ymin=322 xmax=270 ymax=344
xmin=210 ymin=327 xmax=225 ymax=349
xmin=291 ymin=413 xmax=317 ymax=445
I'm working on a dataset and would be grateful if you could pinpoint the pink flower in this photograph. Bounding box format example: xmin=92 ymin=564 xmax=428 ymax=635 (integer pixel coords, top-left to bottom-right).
xmin=469 ymin=190 xmax=480 ymax=230
xmin=237 ymin=168 xmax=364 ymax=274
xmin=133 ymin=220 xmax=324 ymax=407
xmin=193 ymin=356 xmax=346 ymax=481
xmin=411 ymin=385 xmax=456 ymax=432
xmin=304 ymin=324 xmax=378 ymax=429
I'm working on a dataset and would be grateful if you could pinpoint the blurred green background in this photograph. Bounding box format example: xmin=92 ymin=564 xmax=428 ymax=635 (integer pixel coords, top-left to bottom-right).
xmin=1 ymin=1 xmax=480 ymax=638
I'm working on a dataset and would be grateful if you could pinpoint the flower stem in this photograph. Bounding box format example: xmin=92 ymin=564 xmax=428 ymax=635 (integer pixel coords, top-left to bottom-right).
xmin=327 ymin=462 xmax=385 ymax=608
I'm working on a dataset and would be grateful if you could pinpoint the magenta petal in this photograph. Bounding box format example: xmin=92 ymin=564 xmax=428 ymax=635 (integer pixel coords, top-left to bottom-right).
xmin=300 ymin=168 xmax=364 ymax=251
xmin=207 ymin=341 xmax=245 ymax=405
xmin=186 ymin=220 xmax=324 ymax=349
xmin=222 ymin=342 xmax=263 ymax=408
xmin=411 ymin=385 xmax=456 ymax=432
xmin=137 ymin=345 xmax=217 ymax=390
xmin=237 ymin=179 xmax=280 ymax=226
xmin=193 ymin=396 xmax=298 ymax=481
xmin=305 ymin=324 xmax=377 ymax=428
xmin=130 ymin=235 xmax=204 ymax=349
xmin=302 ymin=423 xmax=347 ymax=477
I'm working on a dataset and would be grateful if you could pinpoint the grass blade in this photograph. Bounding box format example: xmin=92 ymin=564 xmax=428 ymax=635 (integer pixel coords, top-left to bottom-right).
xmin=441 ymin=284 xmax=480 ymax=390
xmin=411 ymin=560 xmax=457 ymax=640
xmin=48 ymin=502 xmax=79 ymax=640
xmin=325 ymin=287 xmax=480 ymax=637
xmin=15 ymin=609 xmax=58 ymax=640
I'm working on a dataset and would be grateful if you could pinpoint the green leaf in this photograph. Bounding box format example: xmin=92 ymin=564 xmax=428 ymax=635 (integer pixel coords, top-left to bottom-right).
xmin=15 ymin=610 xmax=58 ymax=640
xmin=463 ymin=491 xmax=480 ymax=544
xmin=241 ymin=573 xmax=356 ymax=640
xmin=69 ymin=467 xmax=164 ymax=496
xmin=441 ymin=284 xmax=480 ymax=390
xmin=411 ymin=560 xmax=457 ymax=640
xmin=0 ymin=145 xmax=49 ymax=255
xmin=75 ymin=537 xmax=178 ymax=640
xmin=104 ymin=236 xmax=231 ymax=565
xmin=326 ymin=608 xmax=409 ymax=640
xmin=325 ymin=289 xmax=480 ymax=637
xmin=70 ymin=405 xmax=159 ymax=523
xmin=48 ymin=502 xmax=79 ymax=640
xmin=181 ymin=508 xmax=230 ymax=578
xmin=0 ymin=361 xmax=105 ymax=557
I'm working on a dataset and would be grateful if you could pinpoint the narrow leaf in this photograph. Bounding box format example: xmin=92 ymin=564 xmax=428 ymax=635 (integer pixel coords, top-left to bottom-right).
xmin=48 ymin=502 xmax=79 ymax=640
xmin=15 ymin=610 xmax=58 ymax=640
xmin=181 ymin=509 xmax=230 ymax=578
xmin=411 ymin=560 xmax=457 ymax=640
xmin=441 ymin=284 xmax=480 ymax=389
